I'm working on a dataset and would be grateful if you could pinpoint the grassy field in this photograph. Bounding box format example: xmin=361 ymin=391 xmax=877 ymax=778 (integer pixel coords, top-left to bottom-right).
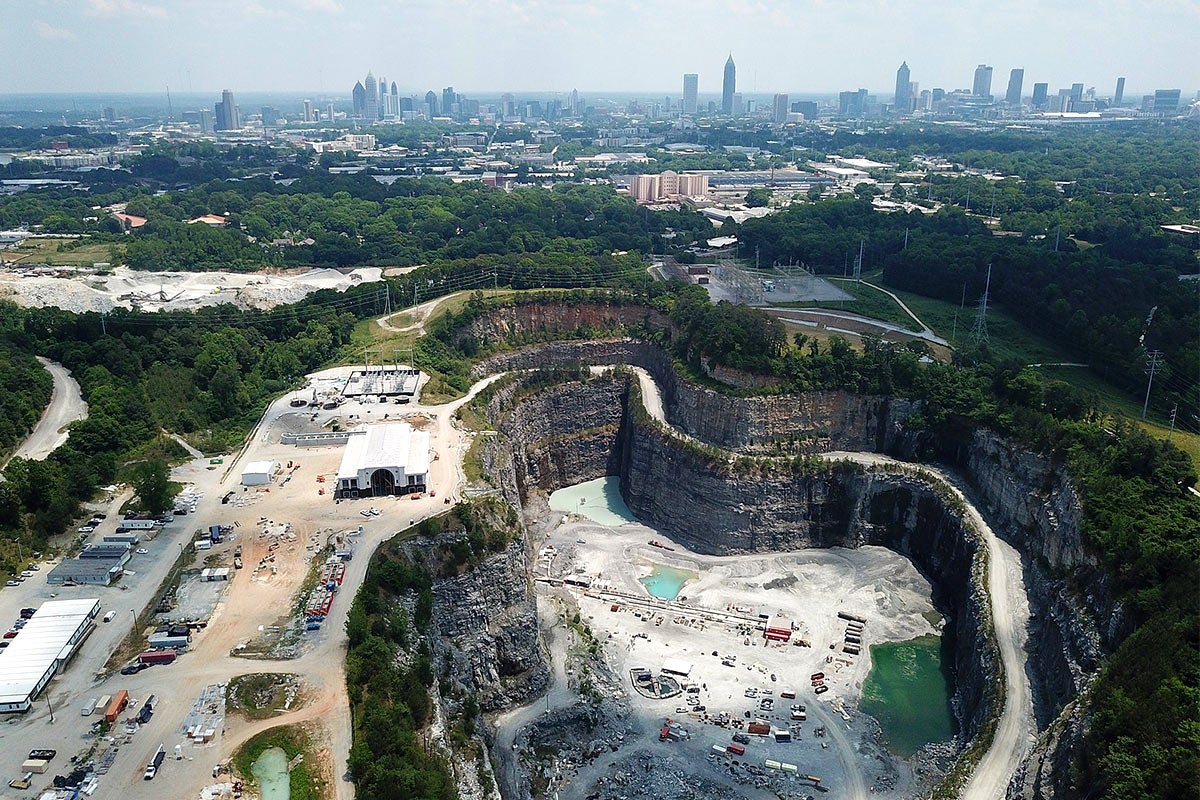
xmin=0 ymin=237 xmax=121 ymax=266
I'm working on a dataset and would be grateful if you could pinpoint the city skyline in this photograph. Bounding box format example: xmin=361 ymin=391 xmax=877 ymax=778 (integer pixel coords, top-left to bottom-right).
xmin=1 ymin=1 xmax=1196 ymax=96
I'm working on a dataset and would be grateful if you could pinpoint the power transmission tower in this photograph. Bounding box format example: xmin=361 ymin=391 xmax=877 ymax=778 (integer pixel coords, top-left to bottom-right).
xmin=1167 ymin=404 xmax=1178 ymax=443
xmin=1141 ymin=350 xmax=1163 ymax=420
xmin=970 ymin=263 xmax=992 ymax=346
xmin=852 ymin=240 xmax=864 ymax=281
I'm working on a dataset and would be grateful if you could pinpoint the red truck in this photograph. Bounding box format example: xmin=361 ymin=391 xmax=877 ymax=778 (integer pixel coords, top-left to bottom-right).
xmin=727 ymin=743 xmax=746 ymax=756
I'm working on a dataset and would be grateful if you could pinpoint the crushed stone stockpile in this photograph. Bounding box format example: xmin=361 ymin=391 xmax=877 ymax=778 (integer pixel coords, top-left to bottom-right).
xmin=0 ymin=266 xmax=384 ymax=313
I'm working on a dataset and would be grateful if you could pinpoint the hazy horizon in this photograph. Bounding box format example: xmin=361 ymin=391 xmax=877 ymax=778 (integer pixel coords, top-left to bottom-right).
xmin=2 ymin=1 xmax=1196 ymax=98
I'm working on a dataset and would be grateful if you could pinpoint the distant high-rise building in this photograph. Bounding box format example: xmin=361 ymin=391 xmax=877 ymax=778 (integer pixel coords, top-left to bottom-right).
xmin=1005 ymin=68 xmax=1024 ymax=105
xmin=570 ymin=88 xmax=580 ymax=115
xmin=972 ymin=65 xmax=993 ymax=98
xmin=918 ymin=89 xmax=933 ymax=111
xmin=721 ymin=55 xmax=736 ymax=114
xmin=1152 ymin=89 xmax=1181 ymax=114
xmin=425 ymin=90 xmax=439 ymax=118
xmin=790 ymin=101 xmax=819 ymax=119
xmin=1114 ymin=77 xmax=1126 ymax=106
xmin=772 ymin=93 xmax=789 ymax=123
xmin=260 ymin=106 xmax=281 ymax=128
xmin=1069 ymin=82 xmax=1084 ymax=103
xmin=894 ymin=62 xmax=911 ymax=113
xmin=1056 ymin=88 xmax=1072 ymax=112
xmin=1031 ymin=83 xmax=1048 ymax=108
xmin=214 ymin=89 xmax=240 ymax=130
xmin=303 ymin=99 xmax=315 ymax=122
xmin=734 ymin=93 xmax=745 ymax=115
xmin=102 ymin=106 xmax=116 ymax=123
xmin=198 ymin=107 xmax=212 ymax=133
xmin=442 ymin=87 xmax=457 ymax=118
xmin=838 ymin=89 xmax=868 ymax=117
xmin=364 ymin=72 xmax=379 ymax=120
xmin=683 ymin=74 xmax=698 ymax=114
xmin=352 ymin=81 xmax=366 ymax=117
xmin=932 ymin=87 xmax=945 ymax=104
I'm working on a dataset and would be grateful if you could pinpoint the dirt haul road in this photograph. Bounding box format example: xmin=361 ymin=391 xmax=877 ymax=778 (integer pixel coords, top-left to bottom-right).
xmin=7 ymin=357 xmax=88 ymax=463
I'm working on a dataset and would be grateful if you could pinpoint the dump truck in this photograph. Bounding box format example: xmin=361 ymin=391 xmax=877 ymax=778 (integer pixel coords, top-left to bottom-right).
xmin=138 ymin=650 xmax=177 ymax=665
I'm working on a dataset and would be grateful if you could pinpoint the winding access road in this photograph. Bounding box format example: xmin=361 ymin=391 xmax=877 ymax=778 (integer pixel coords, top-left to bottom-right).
xmin=6 ymin=357 xmax=88 ymax=464
xmin=631 ymin=367 xmax=1035 ymax=799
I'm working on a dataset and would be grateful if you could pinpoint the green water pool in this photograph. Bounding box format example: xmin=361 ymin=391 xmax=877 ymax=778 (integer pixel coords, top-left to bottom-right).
xmin=251 ymin=746 xmax=290 ymax=800
xmin=639 ymin=564 xmax=697 ymax=600
xmin=859 ymin=635 xmax=955 ymax=757
xmin=549 ymin=477 xmax=638 ymax=527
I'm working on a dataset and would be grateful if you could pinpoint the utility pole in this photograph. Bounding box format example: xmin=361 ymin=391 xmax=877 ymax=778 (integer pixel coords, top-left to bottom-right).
xmin=46 ymin=694 xmax=54 ymax=723
xmin=853 ymin=240 xmax=863 ymax=281
xmin=100 ymin=314 xmax=107 ymax=336
xmin=970 ymin=263 xmax=992 ymax=346
xmin=903 ymin=227 xmax=909 ymax=250
xmin=1141 ymin=350 xmax=1163 ymax=420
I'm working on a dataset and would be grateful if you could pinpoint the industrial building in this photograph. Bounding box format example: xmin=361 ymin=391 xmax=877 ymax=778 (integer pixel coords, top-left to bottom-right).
xmin=47 ymin=542 xmax=131 ymax=585
xmin=341 ymin=365 xmax=420 ymax=398
xmin=661 ymin=658 xmax=694 ymax=678
xmin=764 ymin=615 xmax=793 ymax=642
xmin=240 ymin=460 xmax=275 ymax=486
xmin=0 ymin=598 xmax=101 ymax=713
xmin=334 ymin=422 xmax=429 ymax=498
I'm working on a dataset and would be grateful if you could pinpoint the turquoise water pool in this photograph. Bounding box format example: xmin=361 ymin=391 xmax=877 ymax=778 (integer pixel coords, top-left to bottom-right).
xmin=859 ymin=635 xmax=955 ymax=757
xmin=251 ymin=746 xmax=290 ymax=800
xmin=549 ymin=477 xmax=638 ymax=527
xmin=639 ymin=564 xmax=697 ymax=600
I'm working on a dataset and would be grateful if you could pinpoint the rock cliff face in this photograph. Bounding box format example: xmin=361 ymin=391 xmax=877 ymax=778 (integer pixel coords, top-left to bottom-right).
xmin=479 ymin=373 xmax=998 ymax=747
xmin=403 ymin=534 xmax=548 ymax=713
xmin=475 ymin=338 xmax=919 ymax=453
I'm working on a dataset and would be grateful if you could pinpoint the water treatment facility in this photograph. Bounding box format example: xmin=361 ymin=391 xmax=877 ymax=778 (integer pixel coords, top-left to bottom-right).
xmin=334 ymin=421 xmax=430 ymax=498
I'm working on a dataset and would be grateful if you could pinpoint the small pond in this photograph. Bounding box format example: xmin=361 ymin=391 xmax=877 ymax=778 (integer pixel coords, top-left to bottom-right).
xmin=549 ymin=477 xmax=638 ymax=527
xmin=859 ymin=635 xmax=955 ymax=757
xmin=251 ymin=746 xmax=290 ymax=800
xmin=639 ymin=563 xmax=697 ymax=600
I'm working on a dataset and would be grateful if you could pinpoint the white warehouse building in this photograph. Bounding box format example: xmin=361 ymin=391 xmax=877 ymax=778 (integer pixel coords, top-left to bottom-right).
xmin=0 ymin=598 xmax=100 ymax=713
xmin=335 ymin=422 xmax=430 ymax=499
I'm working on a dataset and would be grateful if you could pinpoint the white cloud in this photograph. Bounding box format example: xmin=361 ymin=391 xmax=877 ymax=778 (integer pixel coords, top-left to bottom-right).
xmin=32 ymin=20 xmax=78 ymax=40
xmin=86 ymin=0 xmax=168 ymax=19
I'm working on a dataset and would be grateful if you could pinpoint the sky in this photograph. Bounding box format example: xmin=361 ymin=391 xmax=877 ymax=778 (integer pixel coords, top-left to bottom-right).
xmin=1 ymin=0 xmax=1197 ymax=98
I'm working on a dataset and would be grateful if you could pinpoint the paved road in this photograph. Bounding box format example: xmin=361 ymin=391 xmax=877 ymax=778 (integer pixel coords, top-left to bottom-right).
xmin=7 ymin=357 xmax=88 ymax=464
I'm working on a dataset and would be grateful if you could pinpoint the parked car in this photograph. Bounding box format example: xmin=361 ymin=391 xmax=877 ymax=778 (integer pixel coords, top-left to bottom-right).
xmin=20 ymin=571 xmax=34 ymax=578
xmin=135 ymin=548 xmax=149 ymax=555
xmin=732 ymin=733 xmax=750 ymax=745
xmin=4 ymin=580 xmax=18 ymax=587
xmin=4 ymin=631 xmax=17 ymax=639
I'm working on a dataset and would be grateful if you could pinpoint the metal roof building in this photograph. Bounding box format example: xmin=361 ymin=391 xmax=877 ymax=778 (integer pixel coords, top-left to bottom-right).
xmin=335 ymin=422 xmax=430 ymax=498
xmin=0 ymin=598 xmax=100 ymax=713
xmin=241 ymin=460 xmax=275 ymax=486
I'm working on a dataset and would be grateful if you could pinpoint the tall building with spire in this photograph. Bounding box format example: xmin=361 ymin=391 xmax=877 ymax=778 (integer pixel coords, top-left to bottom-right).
xmin=364 ymin=72 xmax=379 ymax=120
xmin=894 ymin=62 xmax=911 ymax=113
xmin=352 ymin=81 xmax=366 ymax=117
xmin=683 ymin=73 xmax=698 ymax=114
xmin=721 ymin=55 xmax=736 ymax=115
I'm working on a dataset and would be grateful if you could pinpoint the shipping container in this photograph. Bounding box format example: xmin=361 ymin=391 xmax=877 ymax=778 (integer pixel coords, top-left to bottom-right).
xmin=726 ymin=744 xmax=746 ymax=756
xmin=138 ymin=650 xmax=177 ymax=665
xmin=80 ymin=698 xmax=98 ymax=716
xmin=96 ymin=694 xmax=111 ymax=712
xmin=711 ymin=744 xmax=727 ymax=756
xmin=747 ymin=722 xmax=771 ymax=735
xmin=147 ymin=634 xmax=190 ymax=650
xmin=780 ymin=689 xmax=796 ymax=699
xmin=104 ymin=689 xmax=129 ymax=723
xmin=20 ymin=760 xmax=48 ymax=774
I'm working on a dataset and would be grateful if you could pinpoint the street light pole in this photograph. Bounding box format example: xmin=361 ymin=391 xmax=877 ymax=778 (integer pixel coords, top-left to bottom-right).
xmin=46 ymin=694 xmax=54 ymax=723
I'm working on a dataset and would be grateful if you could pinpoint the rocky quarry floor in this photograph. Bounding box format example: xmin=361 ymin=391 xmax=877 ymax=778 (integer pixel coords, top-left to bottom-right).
xmin=494 ymin=490 xmax=955 ymax=800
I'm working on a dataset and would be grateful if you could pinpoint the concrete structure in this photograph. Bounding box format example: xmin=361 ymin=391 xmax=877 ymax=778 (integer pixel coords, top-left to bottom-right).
xmin=1152 ymin=89 xmax=1181 ymax=114
xmin=0 ymin=599 xmax=100 ymax=712
xmin=241 ymin=460 xmax=275 ymax=486
xmin=1113 ymin=76 xmax=1126 ymax=106
xmin=628 ymin=171 xmax=709 ymax=203
xmin=335 ymin=422 xmax=430 ymax=498
xmin=1032 ymin=82 xmax=1049 ymax=108
xmin=773 ymin=93 xmax=790 ymax=123
xmin=683 ymin=74 xmax=698 ymax=114
xmin=722 ymin=55 xmax=736 ymax=115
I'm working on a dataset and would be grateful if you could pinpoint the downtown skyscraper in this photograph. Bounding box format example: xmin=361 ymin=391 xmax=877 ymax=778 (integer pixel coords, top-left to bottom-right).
xmin=972 ymin=64 xmax=994 ymax=99
xmin=1005 ymin=68 xmax=1024 ymax=105
xmin=683 ymin=73 xmax=698 ymax=114
xmin=721 ymin=55 xmax=736 ymax=115
xmin=894 ymin=62 xmax=911 ymax=113
xmin=214 ymin=89 xmax=239 ymax=131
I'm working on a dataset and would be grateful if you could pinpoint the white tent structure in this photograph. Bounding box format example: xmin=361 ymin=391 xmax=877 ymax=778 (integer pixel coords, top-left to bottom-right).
xmin=240 ymin=460 xmax=274 ymax=486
